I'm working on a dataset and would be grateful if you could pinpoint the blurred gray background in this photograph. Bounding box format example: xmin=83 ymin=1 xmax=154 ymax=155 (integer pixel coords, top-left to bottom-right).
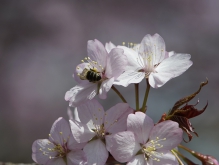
xmin=0 ymin=0 xmax=219 ymax=163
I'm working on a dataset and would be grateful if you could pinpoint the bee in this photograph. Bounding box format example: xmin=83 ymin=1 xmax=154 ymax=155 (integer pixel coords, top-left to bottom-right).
xmin=79 ymin=68 xmax=101 ymax=82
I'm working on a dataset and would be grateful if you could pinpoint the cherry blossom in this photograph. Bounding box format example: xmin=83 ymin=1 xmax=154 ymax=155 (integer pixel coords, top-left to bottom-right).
xmin=69 ymin=99 xmax=134 ymax=165
xmin=32 ymin=117 xmax=87 ymax=165
xmin=65 ymin=39 xmax=127 ymax=107
xmin=114 ymin=34 xmax=193 ymax=88
xmin=107 ymin=112 xmax=183 ymax=165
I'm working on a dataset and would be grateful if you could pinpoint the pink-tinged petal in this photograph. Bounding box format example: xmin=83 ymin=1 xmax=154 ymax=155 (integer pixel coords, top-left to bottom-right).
xmin=67 ymin=107 xmax=74 ymax=120
xmin=83 ymin=139 xmax=109 ymax=165
xmin=167 ymin=51 xmax=175 ymax=58
xmin=156 ymin=53 xmax=193 ymax=78
xmin=113 ymin=71 xmax=145 ymax=87
xmin=67 ymin=133 xmax=86 ymax=151
xmin=69 ymin=120 xmax=95 ymax=143
xmin=87 ymin=39 xmax=107 ymax=68
xmin=104 ymin=103 xmax=134 ymax=134
xmin=67 ymin=150 xmax=87 ymax=165
xmin=105 ymin=48 xmax=127 ymax=79
xmin=99 ymin=78 xmax=114 ymax=99
xmin=108 ymin=131 xmax=141 ymax=163
xmin=32 ymin=139 xmax=57 ymax=164
xmin=77 ymin=99 xmax=105 ymax=126
xmin=127 ymin=112 xmax=154 ymax=144
xmin=149 ymin=72 xmax=173 ymax=88
xmin=139 ymin=34 xmax=166 ymax=66
xmin=105 ymin=42 xmax=116 ymax=53
xmin=117 ymin=46 xmax=141 ymax=71
xmin=49 ymin=117 xmax=71 ymax=145
xmin=47 ymin=158 xmax=66 ymax=165
xmin=65 ymin=83 xmax=97 ymax=107
xmin=127 ymin=155 xmax=147 ymax=165
xmin=73 ymin=63 xmax=91 ymax=85
xmin=152 ymin=151 xmax=178 ymax=165
xmin=149 ymin=120 xmax=183 ymax=151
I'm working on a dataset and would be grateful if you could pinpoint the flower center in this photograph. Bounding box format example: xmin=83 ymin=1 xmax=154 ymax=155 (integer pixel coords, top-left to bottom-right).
xmin=77 ymin=57 xmax=107 ymax=82
xmin=93 ymin=124 xmax=106 ymax=139
xmin=81 ymin=57 xmax=104 ymax=73
xmin=142 ymin=136 xmax=166 ymax=162
xmin=38 ymin=132 xmax=70 ymax=160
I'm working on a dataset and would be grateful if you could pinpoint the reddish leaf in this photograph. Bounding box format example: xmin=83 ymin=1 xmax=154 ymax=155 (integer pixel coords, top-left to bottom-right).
xmin=167 ymin=115 xmax=198 ymax=142
xmin=169 ymin=79 xmax=208 ymax=115
xmin=172 ymin=101 xmax=208 ymax=119
xmin=165 ymin=79 xmax=208 ymax=142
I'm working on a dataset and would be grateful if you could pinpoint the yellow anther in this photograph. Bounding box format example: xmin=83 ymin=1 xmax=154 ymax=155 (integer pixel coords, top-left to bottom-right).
xmin=59 ymin=132 xmax=63 ymax=135
xmin=81 ymin=60 xmax=84 ymax=62
xmin=122 ymin=42 xmax=125 ymax=45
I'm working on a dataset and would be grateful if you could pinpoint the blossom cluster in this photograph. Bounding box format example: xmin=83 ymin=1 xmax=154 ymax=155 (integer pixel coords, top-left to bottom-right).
xmin=32 ymin=34 xmax=218 ymax=165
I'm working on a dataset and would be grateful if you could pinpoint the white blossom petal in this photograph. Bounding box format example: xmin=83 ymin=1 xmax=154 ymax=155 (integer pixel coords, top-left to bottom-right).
xmin=149 ymin=72 xmax=173 ymax=88
xmin=77 ymin=99 xmax=105 ymax=126
xmin=99 ymin=78 xmax=114 ymax=99
xmin=107 ymin=131 xmax=141 ymax=163
xmin=114 ymin=71 xmax=145 ymax=87
xmin=139 ymin=34 xmax=166 ymax=66
xmin=127 ymin=154 xmax=147 ymax=165
xmin=32 ymin=139 xmax=57 ymax=165
xmin=156 ymin=53 xmax=192 ymax=78
xmin=105 ymin=48 xmax=127 ymax=79
xmin=67 ymin=150 xmax=87 ymax=165
xmin=69 ymin=120 xmax=95 ymax=143
xmin=117 ymin=46 xmax=141 ymax=71
xmin=49 ymin=117 xmax=71 ymax=146
xmin=105 ymin=42 xmax=116 ymax=53
xmin=83 ymin=139 xmax=109 ymax=165
xmin=65 ymin=83 xmax=97 ymax=107
xmin=127 ymin=112 xmax=154 ymax=144
xmin=104 ymin=103 xmax=133 ymax=134
xmin=87 ymin=39 xmax=108 ymax=68
xmin=152 ymin=151 xmax=178 ymax=165
xmin=47 ymin=158 xmax=66 ymax=165
xmin=149 ymin=120 xmax=183 ymax=151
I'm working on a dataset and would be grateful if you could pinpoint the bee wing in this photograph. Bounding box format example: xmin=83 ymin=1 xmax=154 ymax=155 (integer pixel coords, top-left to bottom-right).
xmin=79 ymin=68 xmax=89 ymax=80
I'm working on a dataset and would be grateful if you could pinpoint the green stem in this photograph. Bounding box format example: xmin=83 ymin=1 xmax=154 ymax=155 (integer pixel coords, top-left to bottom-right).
xmin=171 ymin=150 xmax=185 ymax=165
xmin=174 ymin=149 xmax=196 ymax=165
xmin=135 ymin=84 xmax=139 ymax=110
xmin=178 ymin=144 xmax=192 ymax=153
xmin=141 ymin=79 xmax=150 ymax=113
xmin=111 ymin=85 xmax=127 ymax=103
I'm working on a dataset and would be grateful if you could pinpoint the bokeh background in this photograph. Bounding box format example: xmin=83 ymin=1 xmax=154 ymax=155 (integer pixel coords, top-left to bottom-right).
xmin=0 ymin=0 xmax=219 ymax=163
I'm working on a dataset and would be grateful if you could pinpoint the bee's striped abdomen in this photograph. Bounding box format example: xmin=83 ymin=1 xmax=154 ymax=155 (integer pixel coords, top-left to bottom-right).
xmin=86 ymin=70 xmax=101 ymax=82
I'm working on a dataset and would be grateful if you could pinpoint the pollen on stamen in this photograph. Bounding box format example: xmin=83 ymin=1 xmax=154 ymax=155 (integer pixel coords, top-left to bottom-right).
xmin=81 ymin=60 xmax=84 ymax=63
xmin=59 ymin=132 xmax=63 ymax=135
